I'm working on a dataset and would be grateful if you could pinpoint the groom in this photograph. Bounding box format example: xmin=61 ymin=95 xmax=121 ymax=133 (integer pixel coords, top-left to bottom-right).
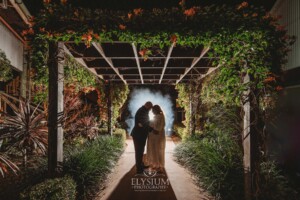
xmin=131 ymin=101 xmax=156 ymax=174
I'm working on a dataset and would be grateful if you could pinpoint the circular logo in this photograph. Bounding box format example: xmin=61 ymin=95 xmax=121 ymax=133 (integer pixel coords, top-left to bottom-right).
xmin=143 ymin=170 xmax=157 ymax=177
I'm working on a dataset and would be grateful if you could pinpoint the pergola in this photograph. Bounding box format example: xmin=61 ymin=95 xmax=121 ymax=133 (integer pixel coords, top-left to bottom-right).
xmin=48 ymin=40 xmax=251 ymax=196
xmin=63 ymin=42 xmax=218 ymax=85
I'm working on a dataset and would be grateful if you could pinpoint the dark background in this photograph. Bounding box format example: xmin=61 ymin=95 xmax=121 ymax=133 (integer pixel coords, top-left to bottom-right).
xmin=22 ymin=0 xmax=277 ymax=14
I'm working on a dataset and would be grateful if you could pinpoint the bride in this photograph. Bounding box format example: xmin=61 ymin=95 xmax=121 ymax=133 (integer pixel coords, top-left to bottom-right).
xmin=147 ymin=105 xmax=166 ymax=172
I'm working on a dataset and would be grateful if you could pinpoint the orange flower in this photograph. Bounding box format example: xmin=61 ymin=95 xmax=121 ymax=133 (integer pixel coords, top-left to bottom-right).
xmin=184 ymin=7 xmax=196 ymax=17
xmin=276 ymin=86 xmax=283 ymax=91
xmin=61 ymin=0 xmax=67 ymax=4
xmin=241 ymin=2 xmax=248 ymax=7
xmin=28 ymin=28 xmax=34 ymax=35
xmin=82 ymin=34 xmax=92 ymax=42
xmin=179 ymin=0 xmax=185 ymax=7
xmin=93 ymin=34 xmax=100 ymax=40
xmin=237 ymin=1 xmax=248 ymax=10
xmin=170 ymin=34 xmax=178 ymax=43
xmin=264 ymin=76 xmax=276 ymax=83
xmin=82 ymin=33 xmax=93 ymax=47
xmin=263 ymin=13 xmax=271 ymax=20
xmin=21 ymin=30 xmax=28 ymax=36
xmin=243 ymin=13 xmax=249 ymax=17
xmin=133 ymin=8 xmax=143 ymax=15
xmin=47 ymin=32 xmax=53 ymax=38
xmin=44 ymin=0 xmax=51 ymax=4
xmin=119 ymin=24 xmax=126 ymax=30
xmin=139 ymin=49 xmax=151 ymax=60
xmin=28 ymin=16 xmax=35 ymax=22
xmin=252 ymin=13 xmax=258 ymax=17
xmin=139 ymin=49 xmax=148 ymax=57
xmin=39 ymin=27 xmax=46 ymax=32
xmin=87 ymin=35 xmax=92 ymax=42
xmin=128 ymin=13 xmax=133 ymax=19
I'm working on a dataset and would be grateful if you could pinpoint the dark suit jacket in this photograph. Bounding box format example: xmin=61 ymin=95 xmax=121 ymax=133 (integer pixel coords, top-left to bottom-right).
xmin=131 ymin=106 xmax=153 ymax=140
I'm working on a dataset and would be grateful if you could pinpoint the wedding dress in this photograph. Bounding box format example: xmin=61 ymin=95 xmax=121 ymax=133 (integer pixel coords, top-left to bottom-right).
xmin=147 ymin=112 xmax=166 ymax=168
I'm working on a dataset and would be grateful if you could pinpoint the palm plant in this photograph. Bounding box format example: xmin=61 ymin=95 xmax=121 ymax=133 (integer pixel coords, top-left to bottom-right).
xmin=0 ymin=101 xmax=48 ymax=167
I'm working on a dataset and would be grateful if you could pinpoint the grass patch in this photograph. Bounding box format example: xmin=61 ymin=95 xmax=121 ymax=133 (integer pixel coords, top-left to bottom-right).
xmin=174 ymin=131 xmax=244 ymax=199
xmin=20 ymin=176 xmax=76 ymax=200
xmin=64 ymin=135 xmax=124 ymax=199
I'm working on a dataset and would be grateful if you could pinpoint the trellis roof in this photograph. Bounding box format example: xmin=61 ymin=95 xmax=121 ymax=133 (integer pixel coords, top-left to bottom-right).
xmin=64 ymin=42 xmax=218 ymax=85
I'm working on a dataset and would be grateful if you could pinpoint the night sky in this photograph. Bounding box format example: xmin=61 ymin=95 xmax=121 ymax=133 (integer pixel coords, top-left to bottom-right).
xmin=23 ymin=0 xmax=277 ymax=15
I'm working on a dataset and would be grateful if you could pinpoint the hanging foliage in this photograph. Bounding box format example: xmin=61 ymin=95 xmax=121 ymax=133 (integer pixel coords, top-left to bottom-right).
xmin=0 ymin=50 xmax=13 ymax=82
xmin=25 ymin=1 xmax=293 ymax=104
xmin=32 ymin=54 xmax=100 ymax=103
xmin=24 ymin=1 xmax=293 ymax=135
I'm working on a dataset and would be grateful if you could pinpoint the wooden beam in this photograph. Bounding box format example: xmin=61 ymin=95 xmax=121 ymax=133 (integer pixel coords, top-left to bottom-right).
xmin=106 ymin=81 xmax=113 ymax=136
xmin=176 ymin=47 xmax=210 ymax=84
xmin=64 ymin=45 xmax=103 ymax=80
xmin=93 ymin=66 xmax=213 ymax=69
xmin=48 ymin=41 xmax=64 ymax=177
xmin=159 ymin=43 xmax=175 ymax=84
xmin=72 ymin=56 xmax=214 ymax=59
xmin=132 ymin=43 xmax=144 ymax=84
xmin=0 ymin=16 xmax=25 ymax=44
xmin=92 ymin=43 xmax=127 ymax=84
xmin=243 ymin=72 xmax=252 ymax=200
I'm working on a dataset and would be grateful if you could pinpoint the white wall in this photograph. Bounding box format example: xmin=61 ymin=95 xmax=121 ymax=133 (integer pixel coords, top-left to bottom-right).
xmin=0 ymin=20 xmax=24 ymax=72
xmin=272 ymin=0 xmax=300 ymax=71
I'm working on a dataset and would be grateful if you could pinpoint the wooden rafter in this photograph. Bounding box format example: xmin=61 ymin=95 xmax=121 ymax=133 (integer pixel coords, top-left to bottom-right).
xmin=64 ymin=45 xmax=104 ymax=80
xmin=159 ymin=43 xmax=175 ymax=84
xmin=176 ymin=47 xmax=210 ymax=84
xmin=92 ymin=42 xmax=127 ymax=84
xmin=132 ymin=43 xmax=144 ymax=84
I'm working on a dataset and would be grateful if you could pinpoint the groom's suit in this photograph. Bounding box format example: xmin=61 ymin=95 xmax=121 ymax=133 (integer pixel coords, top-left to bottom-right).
xmin=131 ymin=105 xmax=153 ymax=173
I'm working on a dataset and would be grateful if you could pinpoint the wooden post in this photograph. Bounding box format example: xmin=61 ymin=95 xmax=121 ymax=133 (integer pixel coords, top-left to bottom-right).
xmin=106 ymin=81 xmax=112 ymax=136
xmin=243 ymin=72 xmax=259 ymax=200
xmin=48 ymin=41 xmax=64 ymax=177
xmin=20 ymin=49 xmax=29 ymax=99
xmin=189 ymin=84 xmax=196 ymax=135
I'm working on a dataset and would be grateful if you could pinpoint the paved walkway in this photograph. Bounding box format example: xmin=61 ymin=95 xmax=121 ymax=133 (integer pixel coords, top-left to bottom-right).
xmin=95 ymin=137 xmax=211 ymax=200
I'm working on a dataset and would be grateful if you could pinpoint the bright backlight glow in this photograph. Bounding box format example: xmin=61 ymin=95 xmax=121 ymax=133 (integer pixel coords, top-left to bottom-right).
xmin=149 ymin=111 xmax=155 ymax=121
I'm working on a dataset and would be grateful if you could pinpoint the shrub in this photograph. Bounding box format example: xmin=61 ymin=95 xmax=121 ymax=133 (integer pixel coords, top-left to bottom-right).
xmin=113 ymin=128 xmax=126 ymax=141
xmin=257 ymin=161 xmax=298 ymax=200
xmin=98 ymin=128 xmax=108 ymax=135
xmin=175 ymin=131 xmax=244 ymax=199
xmin=64 ymin=136 xmax=124 ymax=199
xmin=20 ymin=176 xmax=76 ymax=200
xmin=173 ymin=123 xmax=188 ymax=140
xmin=0 ymin=158 xmax=47 ymax=199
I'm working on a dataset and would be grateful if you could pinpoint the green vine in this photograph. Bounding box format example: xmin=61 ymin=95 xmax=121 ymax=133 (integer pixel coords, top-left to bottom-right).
xmin=32 ymin=55 xmax=99 ymax=103
xmin=111 ymin=83 xmax=129 ymax=127
xmin=0 ymin=49 xmax=13 ymax=82
xmin=25 ymin=1 xmax=293 ymax=138
xmin=26 ymin=2 xmax=293 ymax=102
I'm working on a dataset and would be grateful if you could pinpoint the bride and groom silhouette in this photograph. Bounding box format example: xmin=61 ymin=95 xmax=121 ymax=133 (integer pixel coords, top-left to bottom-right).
xmin=131 ymin=101 xmax=166 ymax=174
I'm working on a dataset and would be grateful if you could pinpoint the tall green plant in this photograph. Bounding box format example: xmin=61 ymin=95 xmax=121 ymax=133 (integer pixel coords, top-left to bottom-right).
xmin=64 ymin=136 xmax=124 ymax=199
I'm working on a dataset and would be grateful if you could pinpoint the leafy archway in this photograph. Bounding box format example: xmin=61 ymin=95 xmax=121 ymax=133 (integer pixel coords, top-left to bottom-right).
xmin=24 ymin=0 xmax=293 ymax=198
